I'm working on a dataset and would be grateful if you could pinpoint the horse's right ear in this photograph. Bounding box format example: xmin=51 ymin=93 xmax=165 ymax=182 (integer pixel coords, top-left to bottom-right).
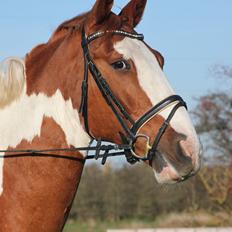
xmin=87 ymin=0 xmax=114 ymax=29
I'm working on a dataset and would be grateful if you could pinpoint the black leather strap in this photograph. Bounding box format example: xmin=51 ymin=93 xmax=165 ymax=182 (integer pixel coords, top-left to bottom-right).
xmin=148 ymin=101 xmax=187 ymax=160
xmin=131 ymin=95 xmax=187 ymax=135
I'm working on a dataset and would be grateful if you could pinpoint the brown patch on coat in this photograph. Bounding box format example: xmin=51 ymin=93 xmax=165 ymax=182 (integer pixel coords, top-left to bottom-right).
xmin=0 ymin=117 xmax=84 ymax=231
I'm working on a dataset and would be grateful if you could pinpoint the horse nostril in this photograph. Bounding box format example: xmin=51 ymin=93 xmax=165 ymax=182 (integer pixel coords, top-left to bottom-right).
xmin=176 ymin=141 xmax=193 ymax=164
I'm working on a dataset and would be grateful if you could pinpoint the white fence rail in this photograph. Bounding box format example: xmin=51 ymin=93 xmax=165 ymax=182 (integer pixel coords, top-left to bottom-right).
xmin=107 ymin=228 xmax=232 ymax=232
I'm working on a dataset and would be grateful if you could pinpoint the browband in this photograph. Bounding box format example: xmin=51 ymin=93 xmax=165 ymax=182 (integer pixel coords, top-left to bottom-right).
xmin=87 ymin=30 xmax=144 ymax=44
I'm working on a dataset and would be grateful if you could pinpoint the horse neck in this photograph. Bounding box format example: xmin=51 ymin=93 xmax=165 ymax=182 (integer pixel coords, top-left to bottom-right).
xmin=22 ymin=31 xmax=91 ymax=151
xmin=25 ymin=32 xmax=84 ymax=109
xmin=0 ymin=32 xmax=90 ymax=231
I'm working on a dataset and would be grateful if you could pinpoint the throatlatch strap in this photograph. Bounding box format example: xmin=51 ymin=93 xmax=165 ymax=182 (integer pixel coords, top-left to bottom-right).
xmin=79 ymin=29 xmax=91 ymax=136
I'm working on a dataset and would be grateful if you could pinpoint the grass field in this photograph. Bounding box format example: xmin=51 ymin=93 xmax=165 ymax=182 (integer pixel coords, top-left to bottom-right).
xmin=63 ymin=211 xmax=232 ymax=232
xmin=64 ymin=219 xmax=158 ymax=232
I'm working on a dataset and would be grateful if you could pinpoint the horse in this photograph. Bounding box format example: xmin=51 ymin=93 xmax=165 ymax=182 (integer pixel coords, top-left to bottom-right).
xmin=0 ymin=0 xmax=201 ymax=231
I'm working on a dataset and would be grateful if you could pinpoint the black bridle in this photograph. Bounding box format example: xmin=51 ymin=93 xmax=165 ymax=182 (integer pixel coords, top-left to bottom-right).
xmin=0 ymin=27 xmax=187 ymax=165
xmin=78 ymin=27 xmax=187 ymax=164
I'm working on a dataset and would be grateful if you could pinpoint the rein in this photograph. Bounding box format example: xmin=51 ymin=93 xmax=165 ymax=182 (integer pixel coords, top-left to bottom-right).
xmin=0 ymin=27 xmax=187 ymax=165
xmin=0 ymin=141 xmax=131 ymax=165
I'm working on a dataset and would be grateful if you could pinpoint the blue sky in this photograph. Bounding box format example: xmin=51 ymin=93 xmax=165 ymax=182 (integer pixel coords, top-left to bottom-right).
xmin=0 ymin=0 xmax=231 ymax=110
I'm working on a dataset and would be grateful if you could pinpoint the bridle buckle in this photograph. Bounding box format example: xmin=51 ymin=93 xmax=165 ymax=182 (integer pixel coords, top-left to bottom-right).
xmin=130 ymin=134 xmax=151 ymax=160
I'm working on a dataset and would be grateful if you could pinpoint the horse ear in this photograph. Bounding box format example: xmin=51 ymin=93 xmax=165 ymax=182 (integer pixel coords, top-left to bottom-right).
xmin=88 ymin=0 xmax=114 ymax=27
xmin=119 ymin=0 xmax=147 ymax=28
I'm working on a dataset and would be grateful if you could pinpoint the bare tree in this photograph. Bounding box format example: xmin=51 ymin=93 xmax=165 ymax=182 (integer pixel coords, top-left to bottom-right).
xmin=199 ymin=166 xmax=232 ymax=207
xmin=193 ymin=65 xmax=232 ymax=207
xmin=193 ymin=65 xmax=232 ymax=164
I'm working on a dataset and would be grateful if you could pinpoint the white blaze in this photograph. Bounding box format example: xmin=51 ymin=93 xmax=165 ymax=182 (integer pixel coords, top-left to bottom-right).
xmin=0 ymin=89 xmax=90 ymax=196
xmin=114 ymin=38 xmax=200 ymax=165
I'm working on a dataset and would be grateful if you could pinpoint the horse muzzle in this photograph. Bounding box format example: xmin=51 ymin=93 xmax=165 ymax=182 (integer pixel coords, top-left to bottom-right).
xmin=126 ymin=95 xmax=187 ymax=164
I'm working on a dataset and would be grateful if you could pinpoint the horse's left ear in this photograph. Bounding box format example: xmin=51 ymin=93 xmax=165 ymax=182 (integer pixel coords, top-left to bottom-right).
xmin=119 ymin=0 xmax=147 ymax=28
xmin=87 ymin=0 xmax=114 ymax=28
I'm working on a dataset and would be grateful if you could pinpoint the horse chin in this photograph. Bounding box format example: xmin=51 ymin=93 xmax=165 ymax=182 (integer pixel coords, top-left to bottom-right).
xmin=151 ymin=151 xmax=180 ymax=184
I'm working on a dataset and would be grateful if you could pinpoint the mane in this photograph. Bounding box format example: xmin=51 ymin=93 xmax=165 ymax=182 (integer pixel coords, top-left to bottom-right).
xmin=49 ymin=12 xmax=89 ymax=43
xmin=49 ymin=11 xmax=121 ymax=42
xmin=0 ymin=57 xmax=25 ymax=109
xmin=25 ymin=13 xmax=89 ymax=92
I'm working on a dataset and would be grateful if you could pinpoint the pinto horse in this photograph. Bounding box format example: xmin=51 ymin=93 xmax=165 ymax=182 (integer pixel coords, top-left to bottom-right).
xmin=0 ymin=0 xmax=201 ymax=231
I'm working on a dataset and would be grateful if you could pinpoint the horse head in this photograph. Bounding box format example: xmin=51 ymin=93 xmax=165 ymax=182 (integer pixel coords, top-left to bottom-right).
xmin=26 ymin=0 xmax=201 ymax=184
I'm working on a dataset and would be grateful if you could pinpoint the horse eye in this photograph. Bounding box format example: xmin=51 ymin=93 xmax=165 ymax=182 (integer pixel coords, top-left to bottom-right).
xmin=111 ymin=60 xmax=130 ymax=70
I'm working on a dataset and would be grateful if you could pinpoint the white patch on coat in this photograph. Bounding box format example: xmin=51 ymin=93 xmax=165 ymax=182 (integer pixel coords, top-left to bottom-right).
xmin=0 ymin=88 xmax=90 ymax=196
xmin=0 ymin=57 xmax=25 ymax=109
xmin=114 ymin=38 xmax=200 ymax=175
